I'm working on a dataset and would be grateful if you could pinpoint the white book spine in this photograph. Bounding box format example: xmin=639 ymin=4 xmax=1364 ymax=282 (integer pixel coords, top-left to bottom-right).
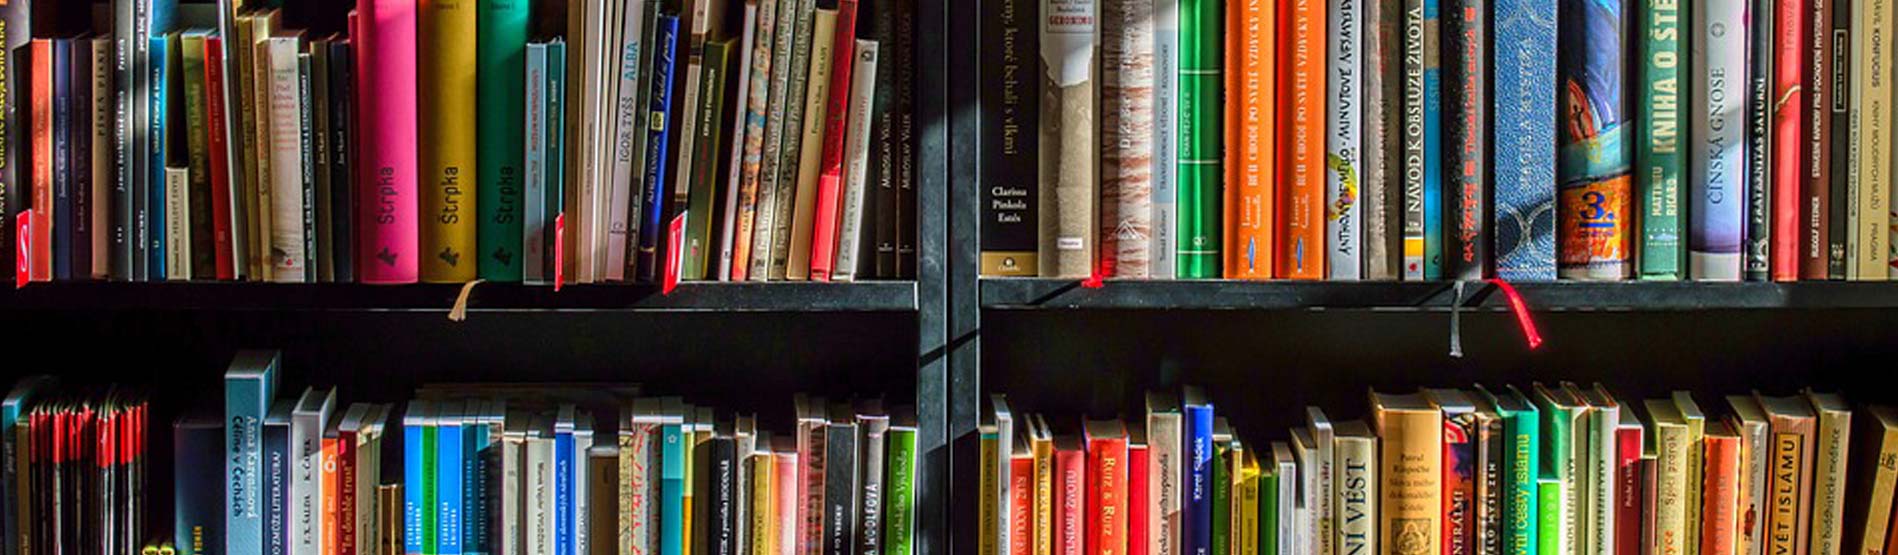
xmin=529 ymin=434 xmax=555 ymax=555
xmin=573 ymin=426 xmax=592 ymax=555
xmin=1276 ymin=459 xmax=1299 ymax=555
xmin=1565 ymin=410 xmax=1590 ymax=555
xmin=1333 ymin=437 xmax=1376 ymax=555
xmin=1688 ymin=0 xmax=1749 ymax=280
xmin=720 ymin=3 xmax=761 ymax=281
xmin=524 ymin=45 xmax=548 ymax=284
xmin=167 ymin=167 xmax=190 ymax=279
xmin=290 ymin=412 xmax=323 ymax=555
xmin=360 ymin=422 xmax=384 ymax=555
xmin=1150 ymin=0 xmax=1178 ymax=277
xmin=833 ymin=40 xmax=880 ymax=282
xmin=1325 ymin=0 xmax=1363 ymax=280
xmin=1589 ymin=407 xmax=1619 ymax=555
xmin=502 ymin=432 xmax=523 ymax=555
xmin=266 ymin=38 xmax=307 ymax=282
xmin=1149 ymin=412 xmax=1182 ymax=555
xmin=1740 ymin=419 xmax=1770 ymax=555
xmin=605 ymin=0 xmax=647 ymax=282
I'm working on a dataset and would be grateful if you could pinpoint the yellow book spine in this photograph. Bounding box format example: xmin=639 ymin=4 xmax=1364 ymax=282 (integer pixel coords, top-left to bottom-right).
xmin=420 ymin=0 xmax=479 ymax=282
xmin=752 ymin=454 xmax=776 ymax=555
xmin=1377 ymin=411 xmax=1443 ymax=555
xmin=1240 ymin=454 xmax=1262 ymax=555
xmin=1684 ymin=418 xmax=1705 ymax=555
xmin=1034 ymin=437 xmax=1055 ymax=555
xmin=1810 ymin=410 xmax=1851 ymax=555
xmin=1656 ymin=423 xmax=1689 ymax=555
xmin=980 ymin=432 xmax=1001 ymax=555
xmin=785 ymin=9 xmax=838 ymax=280
xmin=1854 ymin=0 xmax=1894 ymax=279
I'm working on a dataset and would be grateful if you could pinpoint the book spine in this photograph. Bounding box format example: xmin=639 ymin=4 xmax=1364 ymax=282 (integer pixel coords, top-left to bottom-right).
xmin=1636 ymin=0 xmax=1686 ymax=280
xmin=226 ymin=371 xmax=277 ymax=555
xmin=1802 ymin=0 xmax=1836 ymax=279
xmin=1091 ymin=437 xmax=1126 ymax=555
xmin=785 ymin=8 xmax=841 ymax=281
xmin=892 ymin=0 xmax=918 ymax=278
xmin=1556 ymin=0 xmax=1633 ymax=280
xmin=179 ymin=421 xmax=228 ymax=555
xmin=736 ymin=0 xmax=783 ymax=282
xmin=206 ymin=37 xmax=235 ymax=280
xmin=1441 ymin=0 xmax=1487 ymax=281
xmin=1175 ymin=0 xmax=1220 ymax=278
xmin=1336 ymin=438 xmax=1377 ymax=555
xmin=1746 ymin=0 xmax=1776 ymax=280
xmin=1185 ymin=406 xmax=1214 ymax=555
xmin=1811 ymin=412 xmax=1849 ymax=555
xmin=546 ymin=41 xmax=566 ymax=281
xmin=553 ymin=429 xmax=569 ymax=555
xmin=1152 ymin=0 xmax=1179 ymax=278
xmin=1502 ymin=409 xmax=1539 ymax=555
xmin=1771 ymin=0 xmax=1807 ymax=281
xmin=1477 ymin=416 xmax=1506 ymax=555
xmin=752 ymin=0 xmax=806 ymax=280
xmin=523 ymin=44 xmax=548 ymax=284
xmin=1280 ymin=0 xmax=1327 ymax=279
xmin=1102 ymin=0 xmax=1155 ymax=278
xmin=1615 ymin=426 xmax=1643 ymax=555
xmin=1490 ymin=0 xmax=1558 ymax=280
xmin=1128 ymin=443 xmax=1151 ymax=555
xmin=1320 ymin=0 xmax=1360 ymax=281
xmin=884 ymin=428 xmax=917 ymax=555
xmin=1420 ymin=0 xmax=1443 ymax=280
xmin=423 ymin=422 xmax=440 ymax=555
xmin=405 ymin=419 xmax=424 ymax=555
xmin=1210 ymin=442 xmax=1229 ymax=555
xmin=419 ymin=0 xmax=478 ymax=282
xmin=865 ymin=0 xmax=901 ymax=279
xmin=1655 ymin=424 xmax=1689 ymax=555
xmin=51 ymin=40 xmax=71 ymax=281
xmin=267 ymin=418 xmax=292 ymax=555
xmin=979 ymin=429 xmax=1001 ymax=555
xmin=359 ymin=0 xmax=421 ymax=283
xmin=1224 ymin=0 xmax=1273 ymax=279
xmin=1035 ymin=0 xmax=1103 ymax=279
xmin=339 ymin=431 xmax=359 ymax=555
xmin=763 ymin=0 xmax=815 ymax=280
xmin=660 ymin=423 xmax=686 ymax=555
xmin=330 ymin=39 xmax=356 ymax=283
xmin=265 ymin=41 xmax=307 ymax=282
xmin=1826 ymin=0 xmax=1849 ymax=279
xmin=1690 ymin=0 xmax=1750 ymax=280
xmin=1586 ymin=410 xmax=1619 ymax=555
xmin=640 ymin=17 xmax=683 ymax=284
xmin=1359 ymin=0 xmax=1399 ymax=280
xmin=1702 ymin=436 xmax=1741 ymax=555
xmin=1382 ymin=411 xmax=1443 ymax=555
xmin=475 ymin=0 xmax=530 ymax=281
xmin=184 ymin=37 xmax=215 ymax=280
xmin=167 ymin=167 xmax=188 ymax=280
xmin=603 ymin=1 xmax=650 ymax=283
xmin=466 ymin=426 xmax=491 ymax=555
xmin=809 ymin=0 xmax=863 ymax=282
xmin=102 ymin=5 xmax=132 ymax=281
xmin=74 ymin=40 xmax=98 ymax=281
xmin=85 ymin=39 xmax=112 ymax=280
xmin=1852 ymin=0 xmax=1893 ymax=279
xmin=823 ymin=423 xmax=859 ymax=555
xmin=1401 ymin=0 xmax=1426 ymax=281
xmin=718 ymin=4 xmax=759 ymax=282
xmin=834 ymin=41 xmax=879 ymax=281
xmin=1537 ymin=479 xmax=1564 ymax=555
xmin=978 ymin=0 xmax=1045 ymax=276
xmin=249 ymin=19 xmax=274 ymax=283
xmin=1445 ymin=414 xmax=1477 ymax=555
xmin=684 ymin=38 xmax=740 ymax=280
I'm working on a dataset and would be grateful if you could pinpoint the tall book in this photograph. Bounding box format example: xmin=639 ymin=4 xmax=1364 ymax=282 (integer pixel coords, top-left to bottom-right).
xmin=1333 ymin=421 xmax=1378 ymax=555
xmin=752 ymin=0 xmax=817 ymax=280
xmin=1803 ymin=0 xmax=1837 ymax=280
xmin=823 ymin=408 xmax=860 ymax=555
xmin=1634 ymin=0 xmax=1686 ymax=280
xmin=1614 ymin=409 xmax=1645 ymax=555
xmin=226 ymin=351 xmax=282 ymax=555
xmin=154 ymin=35 xmax=173 ymax=279
xmin=475 ymin=0 xmax=531 ymax=281
xmin=1370 ymin=392 xmax=1443 ymax=555
xmin=1323 ymin=0 xmax=1362 ymax=280
xmin=807 ymin=0 xmax=862 ymax=282
xmin=1420 ymin=0 xmax=1443 ymax=280
xmin=1184 ymin=388 xmax=1215 ymax=555
xmin=1576 ymin=385 xmax=1624 ymax=555
xmin=183 ymin=33 xmax=215 ymax=280
xmin=1279 ymin=0 xmax=1328 ymax=279
xmin=1726 ymin=396 xmax=1772 ymax=555
xmin=1440 ymin=0 xmax=1486 ymax=281
xmin=683 ymin=36 xmax=740 ymax=280
xmin=730 ymin=0 xmax=779 ymax=282
xmin=1491 ymin=0 xmax=1558 ymax=281
xmin=1770 ymin=0 xmax=1807 ymax=281
xmin=1086 ymin=420 xmax=1129 ymax=555
xmin=1746 ymin=0 xmax=1776 ymax=280
xmin=1224 ymin=0 xmax=1275 ymax=279
xmin=1400 ymin=0 xmax=1429 ymax=280
xmin=1152 ymin=0 xmax=1179 ymax=278
xmin=1177 ymin=0 xmax=1222 ymax=278
xmin=1037 ymin=0 xmax=1102 ymax=279
xmin=1423 ymin=389 xmax=1478 ymax=555
xmin=419 ymin=0 xmax=478 ymax=282
xmin=1309 ymin=408 xmax=1338 ymax=555
xmin=639 ymin=18 xmax=683 ymax=284
xmin=261 ymin=35 xmax=309 ymax=282
xmin=1756 ymin=395 xmax=1817 ymax=555
xmin=1362 ymin=0 xmax=1401 ymax=280
xmin=1103 ymin=0 xmax=1155 ymax=278
xmin=1556 ymin=0 xmax=1633 ymax=280
xmin=785 ymin=5 xmax=841 ymax=280
xmin=524 ymin=43 xmax=549 ymax=284
xmin=1534 ymin=384 xmax=1589 ymax=555
xmin=329 ymin=39 xmax=354 ymax=283
xmin=832 ymin=39 xmax=879 ymax=282
xmin=716 ymin=2 xmax=759 ymax=281
xmin=206 ymin=35 xmax=236 ymax=280
xmin=1849 ymin=0 xmax=1893 ymax=279
xmin=1689 ymin=0 xmax=1750 ymax=281
xmin=357 ymin=0 xmax=420 ymax=283
xmin=1675 ymin=392 xmax=1708 ymax=555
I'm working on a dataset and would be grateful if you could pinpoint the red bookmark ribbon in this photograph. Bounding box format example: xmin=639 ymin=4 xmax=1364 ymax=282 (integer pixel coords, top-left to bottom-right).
xmin=1488 ymin=278 xmax=1544 ymax=350
xmin=663 ymin=213 xmax=686 ymax=296
xmin=553 ymin=213 xmax=566 ymax=292
xmin=16 ymin=211 xmax=31 ymax=289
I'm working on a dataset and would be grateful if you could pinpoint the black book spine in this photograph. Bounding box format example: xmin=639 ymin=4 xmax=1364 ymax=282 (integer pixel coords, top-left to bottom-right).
xmin=1827 ymin=0 xmax=1849 ymax=279
xmin=70 ymin=39 xmax=92 ymax=280
xmin=53 ymin=39 xmax=72 ymax=281
xmin=110 ymin=0 xmax=134 ymax=281
xmin=1441 ymin=0 xmax=1488 ymax=280
xmin=0 ymin=0 xmax=27 ymax=281
xmin=891 ymin=0 xmax=916 ymax=279
xmin=855 ymin=418 xmax=888 ymax=555
xmin=310 ymin=44 xmax=332 ymax=283
xmin=188 ymin=41 xmax=216 ymax=281
xmin=867 ymin=0 xmax=898 ymax=279
xmin=331 ymin=40 xmax=354 ymax=283
xmin=822 ymin=420 xmax=859 ymax=555
xmin=1745 ymin=0 xmax=1774 ymax=281
xmin=691 ymin=429 xmax=713 ymax=555
xmin=976 ymin=0 xmax=1038 ymax=276
xmin=713 ymin=437 xmax=737 ymax=555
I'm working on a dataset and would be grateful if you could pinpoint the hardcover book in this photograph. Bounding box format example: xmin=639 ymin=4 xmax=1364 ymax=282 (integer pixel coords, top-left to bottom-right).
xmin=1804 ymin=392 xmax=1852 ymax=555
xmin=979 ymin=0 xmax=1041 ymax=276
xmin=1179 ymin=0 xmax=1221 ymax=278
xmin=1039 ymin=0 xmax=1102 ymax=279
xmin=1184 ymin=388 xmax=1215 ymax=555
xmin=1490 ymin=0 xmax=1558 ymax=280
xmin=226 ymin=352 xmax=282 ymax=555
xmin=1324 ymin=0 xmax=1362 ymax=281
xmin=1702 ymin=424 xmax=1743 ymax=555
xmin=1423 ymin=389 xmax=1477 ymax=555
xmin=1224 ymin=0 xmax=1274 ymax=279
xmin=476 ymin=0 xmax=531 ymax=281
xmin=1557 ymin=0 xmax=1633 ymax=280
xmin=419 ymin=0 xmax=478 ymax=282
xmin=1646 ymin=400 xmax=1691 ymax=555
xmin=357 ymin=0 xmax=420 ymax=283
xmin=1333 ymin=421 xmax=1378 ymax=555
xmin=1689 ymin=0 xmax=1750 ymax=281
xmin=1441 ymin=0 xmax=1487 ymax=281
xmin=1635 ymin=0 xmax=1686 ymax=280
xmin=1280 ymin=0 xmax=1328 ymax=280
xmin=1369 ymin=393 xmax=1442 ymax=555
xmin=1726 ymin=396 xmax=1772 ymax=555
xmin=1478 ymin=386 xmax=1539 ymax=555
xmin=1845 ymin=407 xmax=1898 ymax=555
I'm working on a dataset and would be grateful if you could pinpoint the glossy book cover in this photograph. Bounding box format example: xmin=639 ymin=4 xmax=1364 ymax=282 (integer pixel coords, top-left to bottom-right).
xmin=1557 ymin=0 xmax=1633 ymax=280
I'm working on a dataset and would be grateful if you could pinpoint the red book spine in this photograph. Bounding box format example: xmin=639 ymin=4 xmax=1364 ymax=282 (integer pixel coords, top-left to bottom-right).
xmin=1771 ymin=0 xmax=1808 ymax=281
xmin=1701 ymin=434 xmax=1742 ymax=555
xmin=1443 ymin=421 xmax=1474 ymax=555
xmin=1616 ymin=425 xmax=1645 ymax=555
xmin=1056 ymin=447 xmax=1087 ymax=555
xmin=30 ymin=39 xmax=52 ymax=282
xmin=1087 ymin=437 xmax=1127 ymax=555
xmin=1802 ymin=0 xmax=1833 ymax=280
xmin=205 ymin=36 xmax=235 ymax=280
xmin=1126 ymin=444 xmax=1149 ymax=555
xmin=802 ymin=425 xmax=828 ymax=555
xmin=1012 ymin=455 xmax=1035 ymax=555
xmin=808 ymin=0 xmax=861 ymax=282
xmin=339 ymin=430 xmax=359 ymax=555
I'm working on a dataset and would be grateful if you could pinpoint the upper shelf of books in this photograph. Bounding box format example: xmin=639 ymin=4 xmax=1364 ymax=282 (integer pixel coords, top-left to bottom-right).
xmin=979 ymin=279 xmax=1898 ymax=311
xmin=1 ymin=280 xmax=920 ymax=313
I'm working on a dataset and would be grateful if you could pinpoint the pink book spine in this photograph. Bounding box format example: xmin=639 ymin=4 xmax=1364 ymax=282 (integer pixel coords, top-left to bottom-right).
xmin=776 ymin=452 xmax=800 ymax=555
xmin=356 ymin=0 xmax=420 ymax=283
xmin=807 ymin=0 xmax=861 ymax=281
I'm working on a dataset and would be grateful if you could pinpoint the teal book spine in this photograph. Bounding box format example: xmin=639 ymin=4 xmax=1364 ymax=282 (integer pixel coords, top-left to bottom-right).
xmin=476 ymin=0 xmax=531 ymax=280
xmin=547 ymin=40 xmax=566 ymax=232
xmin=660 ymin=422 xmax=686 ymax=555
xmin=1177 ymin=0 xmax=1223 ymax=278
xmin=1635 ymin=0 xmax=1684 ymax=279
xmin=1503 ymin=404 xmax=1540 ymax=555
xmin=223 ymin=354 xmax=280 ymax=555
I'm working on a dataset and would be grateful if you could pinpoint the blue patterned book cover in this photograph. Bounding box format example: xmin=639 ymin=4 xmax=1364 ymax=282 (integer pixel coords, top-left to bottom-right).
xmin=1689 ymin=0 xmax=1748 ymax=280
xmin=1184 ymin=388 xmax=1215 ymax=555
xmin=1422 ymin=0 xmax=1444 ymax=280
xmin=1491 ymin=0 xmax=1558 ymax=280
xmin=149 ymin=34 xmax=169 ymax=279
xmin=638 ymin=17 xmax=681 ymax=278
xmin=224 ymin=352 xmax=279 ymax=555
xmin=403 ymin=401 xmax=430 ymax=555
xmin=438 ymin=403 xmax=464 ymax=555
xmin=263 ymin=402 xmax=292 ymax=555
xmin=1556 ymin=0 xmax=1633 ymax=280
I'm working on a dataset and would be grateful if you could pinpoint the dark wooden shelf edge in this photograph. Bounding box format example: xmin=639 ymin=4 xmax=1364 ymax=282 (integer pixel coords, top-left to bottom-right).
xmin=0 ymin=281 xmax=921 ymax=313
xmin=980 ymin=278 xmax=1898 ymax=311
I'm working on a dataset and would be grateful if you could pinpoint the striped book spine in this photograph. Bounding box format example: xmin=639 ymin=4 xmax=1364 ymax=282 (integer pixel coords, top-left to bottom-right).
xmin=1324 ymin=0 xmax=1362 ymax=280
xmin=1557 ymin=0 xmax=1633 ymax=280
xmin=1179 ymin=0 xmax=1222 ymax=278
xmin=1689 ymin=0 xmax=1749 ymax=281
xmin=357 ymin=0 xmax=420 ymax=283
xmin=1104 ymin=0 xmax=1157 ymax=278
xmin=1491 ymin=0 xmax=1557 ymax=281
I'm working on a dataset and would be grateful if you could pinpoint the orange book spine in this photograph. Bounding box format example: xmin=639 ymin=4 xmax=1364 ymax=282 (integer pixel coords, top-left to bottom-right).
xmin=1702 ymin=431 xmax=1742 ymax=555
xmin=1013 ymin=455 xmax=1035 ymax=555
xmin=322 ymin=436 xmax=340 ymax=555
xmin=29 ymin=39 xmax=52 ymax=282
xmin=1276 ymin=0 xmax=1326 ymax=279
xmin=1226 ymin=0 xmax=1276 ymax=279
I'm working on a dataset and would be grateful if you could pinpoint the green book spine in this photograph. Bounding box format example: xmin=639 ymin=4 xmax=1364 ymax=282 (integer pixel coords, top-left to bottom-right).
xmin=423 ymin=424 xmax=440 ymax=555
xmin=1213 ymin=442 xmax=1231 ymax=555
xmin=884 ymin=427 xmax=917 ymax=555
xmin=1635 ymin=0 xmax=1684 ymax=279
xmin=477 ymin=0 xmax=531 ymax=280
xmin=1535 ymin=400 xmax=1574 ymax=555
xmin=1536 ymin=478 xmax=1563 ymax=555
xmin=181 ymin=32 xmax=215 ymax=279
xmin=547 ymin=41 xmax=566 ymax=224
xmin=1261 ymin=472 xmax=1278 ymax=555
xmin=683 ymin=37 xmax=737 ymax=280
xmin=1504 ymin=404 xmax=1540 ymax=555
xmin=1177 ymin=0 xmax=1223 ymax=278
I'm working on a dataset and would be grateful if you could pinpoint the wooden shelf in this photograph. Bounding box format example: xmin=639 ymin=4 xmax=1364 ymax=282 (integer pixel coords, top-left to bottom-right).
xmin=1 ymin=281 xmax=921 ymax=313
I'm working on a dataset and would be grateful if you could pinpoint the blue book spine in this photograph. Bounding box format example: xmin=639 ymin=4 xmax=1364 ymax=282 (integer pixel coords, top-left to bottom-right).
xmin=1421 ymin=0 xmax=1443 ymax=281
xmin=659 ymin=423 xmax=686 ymax=555
xmin=464 ymin=422 xmax=490 ymax=555
xmin=264 ymin=417 xmax=291 ymax=555
xmin=405 ymin=417 xmax=426 ymax=555
xmin=52 ymin=40 xmax=72 ymax=280
xmin=1491 ymin=0 xmax=1559 ymax=280
xmin=1184 ymin=403 xmax=1214 ymax=555
xmin=148 ymin=35 xmax=168 ymax=278
xmin=177 ymin=419 xmax=228 ymax=555
xmin=554 ymin=430 xmax=573 ymax=555
xmin=439 ymin=420 xmax=464 ymax=555
xmin=225 ymin=361 xmax=278 ymax=555
xmin=638 ymin=16 xmax=681 ymax=273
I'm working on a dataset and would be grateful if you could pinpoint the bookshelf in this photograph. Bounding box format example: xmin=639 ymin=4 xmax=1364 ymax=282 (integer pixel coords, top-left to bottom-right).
xmin=980 ymin=279 xmax=1898 ymax=311
xmin=0 ymin=280 xmax=923 ymax=312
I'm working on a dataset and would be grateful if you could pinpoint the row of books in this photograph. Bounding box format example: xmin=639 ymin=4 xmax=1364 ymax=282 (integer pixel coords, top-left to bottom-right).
xmin=1 ymin=0 xmax=920 ymax=286
xmin=208 ymin=351 xmax=921 ymax=555
xmin=976 ymin=0 xmax=1898 ymax=282
xmin=977 ymin=385 xmax=1898 ymax=555
xmin=0 ymin=378 xmax=151 ymax=555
